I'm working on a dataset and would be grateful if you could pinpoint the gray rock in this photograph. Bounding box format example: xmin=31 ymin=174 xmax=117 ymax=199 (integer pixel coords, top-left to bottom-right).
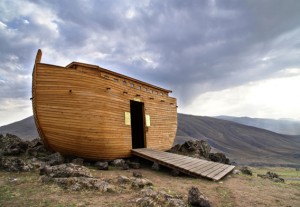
xmin=111 ymin=159 xmax=129 ymax=170
xmin=133 ymin=171 xmax=143 ymax=178
xmin=95 ymin=161 xmax=109 ymax=170
xmin=140 ymin=188 xmax=157 ymax=197
xmin=26 ymin=138 xmax=51 ymax=158
xmin=258 ymin=171 xmax=285 ymax=182
xmin=208 ymin=152 xmax=230 ymax=164
xmin=131 ymin=178 xmax=153 ymax=189
xmin=137 ymin=188 xmax=185 ymax=207
xmin=0 ymin=134 xmax=28 ymax=156
xmin=273 ymin=177 xmax=285 ymax=183
xmin=71 ymin=158 xmax=84 ymax=166
xmin=151 ymin=162 xmax=160 ymax=171
xmin=0 ymin=157 xmax=33 ymax=172
xmin=111 ymin=159 xmax=126 ymax=167
xmin=166 ymin=198 xmax=185 ymax=207
xmin=42 ymin=176 xmax=115 ymax=192
xmin=232 ymin=169 xmax=241 ymax=175
xmin=117 ymin=175 xmax=131 ymax=184
xmin=188 ymin=186 xmax=211 ymax=207
xmin=136 ymin=196 xmax=156 ymax=207
xmin=39 ymin=163 xmax=92 ymax=178
xmin=240 ymin=166 xmax=252 ymax=176
xmin=128 ymin=161 xmax=140 ymax=169
xmin=121 ymin=163 xmax=129 ymax=170
xmin=45 ymin=152 xmax=64 ymax=166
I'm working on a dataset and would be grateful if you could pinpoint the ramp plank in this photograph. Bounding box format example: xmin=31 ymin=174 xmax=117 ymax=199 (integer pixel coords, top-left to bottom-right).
xmin=132 ymin=148 xmax=234 ymax=181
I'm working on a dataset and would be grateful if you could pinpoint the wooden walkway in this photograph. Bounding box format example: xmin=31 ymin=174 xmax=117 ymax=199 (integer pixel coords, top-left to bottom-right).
xmin=132 ymin=148 xmax=235 ymax=181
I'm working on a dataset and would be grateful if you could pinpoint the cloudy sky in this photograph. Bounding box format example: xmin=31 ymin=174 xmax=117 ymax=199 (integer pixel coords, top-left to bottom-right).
xmin=1 ymin=0 xmax=300 ymax=126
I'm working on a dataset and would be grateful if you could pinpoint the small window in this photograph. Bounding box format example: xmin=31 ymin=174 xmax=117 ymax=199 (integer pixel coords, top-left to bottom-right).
xmin=130 ymin=83 xmax=134 ymax=88
xmin=144 ymin=88 xmax=147 ymax=92
xmin=149 ymin=89 xmax=153 ymax=93
xmin=114 ymin=78 xmax=118 ymax=82
xmin=159 ymin=92 xmax=163 ymax=96
xmin=137 ymin=86 xmax=141 ymax=90
xmin=123 ymin=81 xmax=127 ymax=86
xmin=154 ymin=91 xmax=158 ymax=95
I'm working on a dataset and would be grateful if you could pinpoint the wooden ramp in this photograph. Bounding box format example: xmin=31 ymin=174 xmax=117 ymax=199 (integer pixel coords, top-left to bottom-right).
xmin=132 ymin=148 xmax=235 ymax=181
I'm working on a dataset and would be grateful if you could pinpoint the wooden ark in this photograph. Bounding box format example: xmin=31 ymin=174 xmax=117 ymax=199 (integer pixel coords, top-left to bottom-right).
xmin=32 ymin=50 xmax=177 ymax=160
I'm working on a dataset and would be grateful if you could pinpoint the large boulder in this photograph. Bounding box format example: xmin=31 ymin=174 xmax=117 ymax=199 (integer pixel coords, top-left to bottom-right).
xmin=26 ymin=138 xmax=52 ymax=158
xmin=0 ymin=134 xmax=28 ymax=156
xmin=171 ymin=140 xmax=211 ymax=159
xmin=208 ymin=153 xmax=230 ymax=164
xmin=188 ymin=186 xmax=211 ymax=207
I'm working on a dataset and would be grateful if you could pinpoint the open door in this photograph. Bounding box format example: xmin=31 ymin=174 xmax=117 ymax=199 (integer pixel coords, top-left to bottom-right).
xmin=130 ymin=100 xmax=146 ymax=149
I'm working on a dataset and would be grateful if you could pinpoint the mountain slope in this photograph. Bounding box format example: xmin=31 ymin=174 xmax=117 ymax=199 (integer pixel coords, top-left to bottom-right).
xmin=216 ymin=115 xmax=300 ymax=135
xmin=176 ymin=113 xmax=300 ymax=166
xmin=1 ymin=114 xmax=300 ymax=166
xmin=0 ymin=116 xmax=39 ymax=140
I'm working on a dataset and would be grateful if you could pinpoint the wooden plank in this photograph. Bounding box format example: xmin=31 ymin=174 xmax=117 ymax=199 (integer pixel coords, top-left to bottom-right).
xmin=206 ymin=164 xmax=230 ymax=179
xmin=132 ymin=149 xmax=235 ymax=181
xmin=201 ymin=163 xmax=226 ymax=176
xmin=212 ymin=166 xmax=235 ymax=181
xmin=195 ymin=162 xmax=220 ymax=174
xmin=188 ymin=161 xmax=213 ymax=173
xmin=175 ymin=158 xmax=202 ymax=169
xmin=183 ymin=159 xmax=208 ymax=171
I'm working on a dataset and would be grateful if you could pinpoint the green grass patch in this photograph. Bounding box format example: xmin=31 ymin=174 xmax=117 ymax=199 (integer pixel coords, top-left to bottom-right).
xmin=253 ymin=167 xmax=300 ymax=185
xmin=0 ymin=186 xmax=14 ymax=202
xmin=216 ymin=186 xmax=234 ymax=207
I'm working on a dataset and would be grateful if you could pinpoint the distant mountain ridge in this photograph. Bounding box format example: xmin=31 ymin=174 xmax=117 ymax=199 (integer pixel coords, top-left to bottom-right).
xmin=176 ymin=113 xmax=300 ymax=167
xmin=0 ymin=116 xmax=39 ymax=140
xmin=1 ymin=114 xmax=300 ymax=167
xmin=216 ymin=115 xmax=300 ymax=135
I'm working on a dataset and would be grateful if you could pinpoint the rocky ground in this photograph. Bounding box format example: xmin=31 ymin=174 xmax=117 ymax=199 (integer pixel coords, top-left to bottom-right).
xmin=1 ymin=134 xmax=300 ymax=206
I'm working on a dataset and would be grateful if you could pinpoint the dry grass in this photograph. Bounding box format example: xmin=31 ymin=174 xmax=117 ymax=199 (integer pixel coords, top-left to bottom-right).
xmin=0 ymin=166 xmax=299 ymax=207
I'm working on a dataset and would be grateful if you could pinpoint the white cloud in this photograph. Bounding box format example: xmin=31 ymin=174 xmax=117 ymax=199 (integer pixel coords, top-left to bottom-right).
xmin=0 ymin=21 xmax=7 ymax=29
xmin=0 ymin=0 xmax=60 ymax=35
xmin=23 ymin=19 xmax=30 ymax=24
xmin=0 ymin=98 xmax=32 ymax=126
xmin=125 ymin=8 xmax=137 ymax=19
xmin=180 ymin=72 xmax=300 ymax=120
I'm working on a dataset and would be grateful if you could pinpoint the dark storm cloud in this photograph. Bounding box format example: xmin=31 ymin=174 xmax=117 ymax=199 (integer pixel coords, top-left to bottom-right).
xmin=1 ymin=0 xmax=300 ymax=109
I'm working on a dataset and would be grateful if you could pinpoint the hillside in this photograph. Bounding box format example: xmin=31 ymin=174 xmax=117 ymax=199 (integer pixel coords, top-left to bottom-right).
xmin=1 ymin=114 xmax=300 ymax=166
xmin=0 ymin=116 xmax=39 ymax=140
xmin=217 ymin=115 xmax=300 ymax=135
xmin=176 ymin=113 xmax=300 ymax=167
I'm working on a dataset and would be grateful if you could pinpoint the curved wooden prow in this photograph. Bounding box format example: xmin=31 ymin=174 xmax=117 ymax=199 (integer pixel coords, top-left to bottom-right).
xmin=32 ymin=48 xmax=52 ymax=151
xmin=35 ymin=49 xmax=42 ymax=64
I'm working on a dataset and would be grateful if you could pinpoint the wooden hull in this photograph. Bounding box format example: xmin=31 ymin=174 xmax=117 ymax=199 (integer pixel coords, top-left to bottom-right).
xmin=32 ymin=50 xmax=177 ymax=160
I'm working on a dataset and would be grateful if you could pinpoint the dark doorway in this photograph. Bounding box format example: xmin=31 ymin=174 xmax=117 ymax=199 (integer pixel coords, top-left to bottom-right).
xmin=130 ymin=100 xmax=145 ymax=149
